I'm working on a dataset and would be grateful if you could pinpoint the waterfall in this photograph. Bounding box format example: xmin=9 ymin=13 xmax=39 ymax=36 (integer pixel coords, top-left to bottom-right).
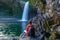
xmin=21 ymin=1 xmax=29 ymax=21
xmin=0 ymin=1 xmax=29 ymax=33
xmin=21 ymin=1 xmax=29 ymax=31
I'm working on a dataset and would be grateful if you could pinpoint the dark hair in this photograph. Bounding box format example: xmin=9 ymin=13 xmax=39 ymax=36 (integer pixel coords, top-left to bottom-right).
xmin=26 ymin=20 xmax=32 ymax=25
xmin=29 ymin=21 xmax=32 ymax=24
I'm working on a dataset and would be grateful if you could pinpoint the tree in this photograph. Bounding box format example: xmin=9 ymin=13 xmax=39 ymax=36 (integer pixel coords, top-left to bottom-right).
xmin=29 ymin=0 xmax=46 ymax=12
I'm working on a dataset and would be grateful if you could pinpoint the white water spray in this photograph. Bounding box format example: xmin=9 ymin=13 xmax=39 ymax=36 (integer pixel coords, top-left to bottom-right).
xmin=21 ymin=1 xmax=29 ymax=31
xmin=21 ymin=1 xmax=29 ymax=21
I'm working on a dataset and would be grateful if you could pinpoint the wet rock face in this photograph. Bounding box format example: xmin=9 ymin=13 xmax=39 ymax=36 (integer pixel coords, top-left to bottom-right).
xmin=56 ymin=26 xmax=60 ymax=34
xmin=20 ymin=12 xmax=60 ymax=40
xmin=20 ymin=13 xmax=46 ymax=39
xmin=30 ymin=17 xmax=41 ymax=37
xmin=31 ymin=14 xmax=46 ymax=36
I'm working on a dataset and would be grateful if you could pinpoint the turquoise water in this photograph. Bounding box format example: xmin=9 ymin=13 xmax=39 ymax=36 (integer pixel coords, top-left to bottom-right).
xmin=0 ymin=2 xmax=23 ymax=37
xmin=0 ymin=0 xmax=35 ymax=36
xmin=0 ymin=22 xmax=22 ymax=37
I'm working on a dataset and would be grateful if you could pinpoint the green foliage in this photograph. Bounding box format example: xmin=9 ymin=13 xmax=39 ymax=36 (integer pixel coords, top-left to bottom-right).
xmin=13 ymin=5 xmax=22 ymax=18
xmin=0 ymin=3 xmax=13 ymax=17
xmin=29 ymin=0 xmax=46 ymax=11
xmin=29 ymin=0 xmax=46 ymax=6
xmin=22 ymin=0 xmax=28 ymax=2
xmin=0 ymin=2 xmax=23 ymax=18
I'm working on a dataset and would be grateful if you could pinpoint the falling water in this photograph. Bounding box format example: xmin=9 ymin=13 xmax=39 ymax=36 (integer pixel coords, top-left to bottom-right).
xmin=0 ymin=1 xmax=29 ymax=37
xmin=21 ymin=1 xmax=29 ymax=31
xmin=21 ymin=1 xmax=29 ymax=21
